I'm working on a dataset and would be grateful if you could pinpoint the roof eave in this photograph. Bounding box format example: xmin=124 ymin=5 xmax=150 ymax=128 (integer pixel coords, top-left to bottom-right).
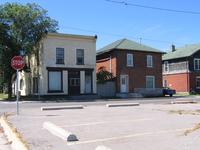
xmin=96 ymin=48 xmax=114 ymax=56
xmin=97 ymin=48 xmax=164 ymax=56
xmin=48 ymin=32 xmax=97 ymax=40
xmin=162 ymin=56 xmax=188 ymax=61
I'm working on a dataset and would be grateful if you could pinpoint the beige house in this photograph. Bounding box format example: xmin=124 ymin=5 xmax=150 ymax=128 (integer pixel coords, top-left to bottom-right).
xmin=15 ymin=32 xmax=97 ymax=96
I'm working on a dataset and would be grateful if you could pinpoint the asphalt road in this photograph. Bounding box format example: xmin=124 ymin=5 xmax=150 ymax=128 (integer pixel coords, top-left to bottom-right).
xmin=0 ymin=96 xmax=199 ymax=115
xmin=0 ymin=96 xmax=200 ymax=150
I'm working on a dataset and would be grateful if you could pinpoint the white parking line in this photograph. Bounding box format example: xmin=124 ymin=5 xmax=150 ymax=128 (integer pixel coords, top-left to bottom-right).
xmin=43 ymin=122 xmax=78 ymax=141
xmin=60 ymin=118 xmax=153 ymax=128
xmin=67 ymin=128 xmax=190 ymax=146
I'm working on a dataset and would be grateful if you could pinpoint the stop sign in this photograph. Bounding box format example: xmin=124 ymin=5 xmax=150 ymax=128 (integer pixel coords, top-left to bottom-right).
xmin=11 ymin=56 xmax=25 ymax=70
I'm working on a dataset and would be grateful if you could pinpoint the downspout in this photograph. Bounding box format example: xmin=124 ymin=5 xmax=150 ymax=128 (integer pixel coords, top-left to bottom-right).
xmin=36 ymin=44 xmax=40 ymax=100
xmin=186 ymin=58 xmax=190 ymax=93
xmin=109 ymin=55 xmax=112 ymax=74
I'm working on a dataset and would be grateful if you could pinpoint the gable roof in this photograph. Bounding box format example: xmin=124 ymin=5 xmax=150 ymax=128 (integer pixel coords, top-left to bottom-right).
xmin=162 ymin=43 xmax=200 ymax=61
xmin=97 ymin=38 xmax=163 ymax=55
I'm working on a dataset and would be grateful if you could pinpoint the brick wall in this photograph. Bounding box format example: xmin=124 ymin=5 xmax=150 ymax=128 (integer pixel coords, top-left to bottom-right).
xmin=97 ymin=50 xmax=163 ymax=93
xmin=189 ymin=72 xmax=200 ymax=92
xmin=96 ymin=52 xmax=117 ymax=77
xmin=163 ymin=73 xmax=189 ymax=92
xmin=116 ymin=50 xmax=162 ymax=93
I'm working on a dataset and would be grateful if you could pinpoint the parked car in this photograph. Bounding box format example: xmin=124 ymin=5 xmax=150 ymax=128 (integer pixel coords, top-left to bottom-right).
xmin=163 ymin=87 xmax=176 ymax=97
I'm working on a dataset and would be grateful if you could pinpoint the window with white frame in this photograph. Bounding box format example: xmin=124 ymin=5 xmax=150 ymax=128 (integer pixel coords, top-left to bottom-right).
xmin=56 ymin=48 xmax=64 ymax=64
xmin=146 ymin=76 xmax=155 ymax=88
xmin=164 ymin=61 xmax=169 ymax=72
xmin=196 ymin=77 xmax=200 ymax=89
xmin=76 ymin=49 xmax=84 ymax=65
xmin=48 ymin=71 xmax=62 ymax=92
xmin=147 ymin=55 xmax=153 ymax=67
xmin=127 ymin=53 xmax=133 ymax=67
xmin=194 ymin=59 xmax=200 ymax=70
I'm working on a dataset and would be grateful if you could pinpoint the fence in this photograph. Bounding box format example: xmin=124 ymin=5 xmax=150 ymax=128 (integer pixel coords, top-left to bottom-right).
xmin=97 ymin=81 xmax=116 ymax=97
xmin=134 ymin=88 xmax=163 ymax=97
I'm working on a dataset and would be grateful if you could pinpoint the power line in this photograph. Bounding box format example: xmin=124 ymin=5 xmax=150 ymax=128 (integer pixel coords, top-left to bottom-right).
xmin=105 ymin=0 xmax=200 ymax=15
xmin=60 ymin=25 xmax=179 ymax=45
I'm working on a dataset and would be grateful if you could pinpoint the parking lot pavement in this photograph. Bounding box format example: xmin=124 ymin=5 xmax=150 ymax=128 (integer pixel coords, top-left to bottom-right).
xmin=5 ymin=101 xmax=200 ymax=150
xmin=0 ymin=128 xmax=11 ymax=150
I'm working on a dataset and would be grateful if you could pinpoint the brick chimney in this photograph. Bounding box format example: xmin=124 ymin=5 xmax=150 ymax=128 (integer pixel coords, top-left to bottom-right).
xmin=171 ymin=44 xmax=176 ymax=52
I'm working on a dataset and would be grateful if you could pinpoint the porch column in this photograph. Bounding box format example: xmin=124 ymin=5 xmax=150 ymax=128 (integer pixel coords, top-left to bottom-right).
xmin=63 ymin=70 xmax=68 ymax=94
xmin=92 ymin=70 xmax=97 ymax=94
xmin=80 ymin=71 xmax=85 ymax=94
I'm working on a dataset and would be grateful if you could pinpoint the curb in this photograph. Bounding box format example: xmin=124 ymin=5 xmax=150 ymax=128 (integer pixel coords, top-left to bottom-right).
xmin=171 ymin=100 xmax=197 ymax=104
xmin=106 ymin=103 xmax=140 ymax=107
xmin=41 ymin=105 xmax=84 ymax=111
xmin=0 ymin=114 xmax=29 ymax=150
xmin=43 ymin=122 xmax=78 ymax=141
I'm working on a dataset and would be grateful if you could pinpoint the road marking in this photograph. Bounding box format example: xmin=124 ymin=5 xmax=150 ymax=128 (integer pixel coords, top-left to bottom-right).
xmin=20 ymin=115 xmax=64 ymax=119
xmin=67 ymin=128 xmax=190 ymax=145
xmin=106 ymin=103 xmax=139 ymax=107
xmin=43 ymin=122 xmax=78 ymax=141
xmin=96 ymin=145 xmax=111 ymax=150
xmin=41 ymin=105 xmax=84 ymax=111
xmin=60 ymin=118 xmax=153 ymax=128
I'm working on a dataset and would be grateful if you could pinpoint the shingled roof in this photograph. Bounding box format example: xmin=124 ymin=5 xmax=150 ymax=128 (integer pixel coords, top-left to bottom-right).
xmin=162 ymin=43 xmax=200 ymax=61
xmin=97 ymin=38 xmax=163 ymax=55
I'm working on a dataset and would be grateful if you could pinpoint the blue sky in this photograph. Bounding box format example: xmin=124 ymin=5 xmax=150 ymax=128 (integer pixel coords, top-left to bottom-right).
xmin=1 ymin=0 xmax=200 ymax=52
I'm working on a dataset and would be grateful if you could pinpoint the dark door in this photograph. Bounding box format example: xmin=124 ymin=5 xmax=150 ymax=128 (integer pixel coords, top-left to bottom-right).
xmin=68 ymin=71 xmax=80 ymax=95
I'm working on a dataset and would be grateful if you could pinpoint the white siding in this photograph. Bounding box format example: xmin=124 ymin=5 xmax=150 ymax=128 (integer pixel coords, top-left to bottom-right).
xmin=40 ymin=34 xmax=96 ymax=95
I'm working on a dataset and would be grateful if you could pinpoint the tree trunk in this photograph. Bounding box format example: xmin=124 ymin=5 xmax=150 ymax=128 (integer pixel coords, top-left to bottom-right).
xmin=7 ymin=74 xmax=13 ymax=99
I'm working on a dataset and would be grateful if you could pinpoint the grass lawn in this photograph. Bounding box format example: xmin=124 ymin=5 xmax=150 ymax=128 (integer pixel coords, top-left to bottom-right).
xmin=0 ymin=93 xmax=8 ymax=100
xmin=175 ymin=92 xmax=200 ymax=97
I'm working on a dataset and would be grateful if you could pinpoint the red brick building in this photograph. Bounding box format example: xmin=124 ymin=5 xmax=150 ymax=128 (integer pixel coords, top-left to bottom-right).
xmin=162 ymin=44 xmax=200 ymax=93
xmin=96 ymin=38 xmax=163 ymax=97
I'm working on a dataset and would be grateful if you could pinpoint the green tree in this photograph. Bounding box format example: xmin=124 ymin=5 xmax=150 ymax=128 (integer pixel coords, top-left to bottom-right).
xmin=0 ymin=3 xmax=58 ymax=98
xmin=97 ymin=67 xmax=113 ymax=84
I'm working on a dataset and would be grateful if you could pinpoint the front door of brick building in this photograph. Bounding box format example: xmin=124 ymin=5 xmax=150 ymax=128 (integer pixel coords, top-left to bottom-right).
xmin=120 ymin=75 xmax=128 ymax=93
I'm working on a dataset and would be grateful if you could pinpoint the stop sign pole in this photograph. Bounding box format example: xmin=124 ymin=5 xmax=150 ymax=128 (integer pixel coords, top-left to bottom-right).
xmin=16 ymin=69 xmax=19 ymax=115
xmin=11 ymin=56 xmax=25 ymax=115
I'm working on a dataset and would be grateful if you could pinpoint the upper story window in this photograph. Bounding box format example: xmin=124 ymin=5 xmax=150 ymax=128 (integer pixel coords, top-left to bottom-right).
xmin=194 ymin=59 xmax=200 ymax=70
xmin=147 ymin=55 xmax=153 ymax=67
xmin=76 ymin=49 xmax=84 ymax=65
xmin=164 ymin=61 xmax=169 ymax=72
xmin=56 ymin=48 xmax=64 ymax=64
xmin=127 ymin=53 xmax=133 ymax=67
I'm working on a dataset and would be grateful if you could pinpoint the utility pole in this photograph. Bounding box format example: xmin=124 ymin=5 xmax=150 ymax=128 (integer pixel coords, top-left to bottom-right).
xmin=139 ymin=38 xmax=142 ymax=44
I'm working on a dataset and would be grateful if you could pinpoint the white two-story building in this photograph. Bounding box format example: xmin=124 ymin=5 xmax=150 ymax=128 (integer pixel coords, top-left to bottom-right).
xmin=17 ymin=32 xmax=97 ymax=96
